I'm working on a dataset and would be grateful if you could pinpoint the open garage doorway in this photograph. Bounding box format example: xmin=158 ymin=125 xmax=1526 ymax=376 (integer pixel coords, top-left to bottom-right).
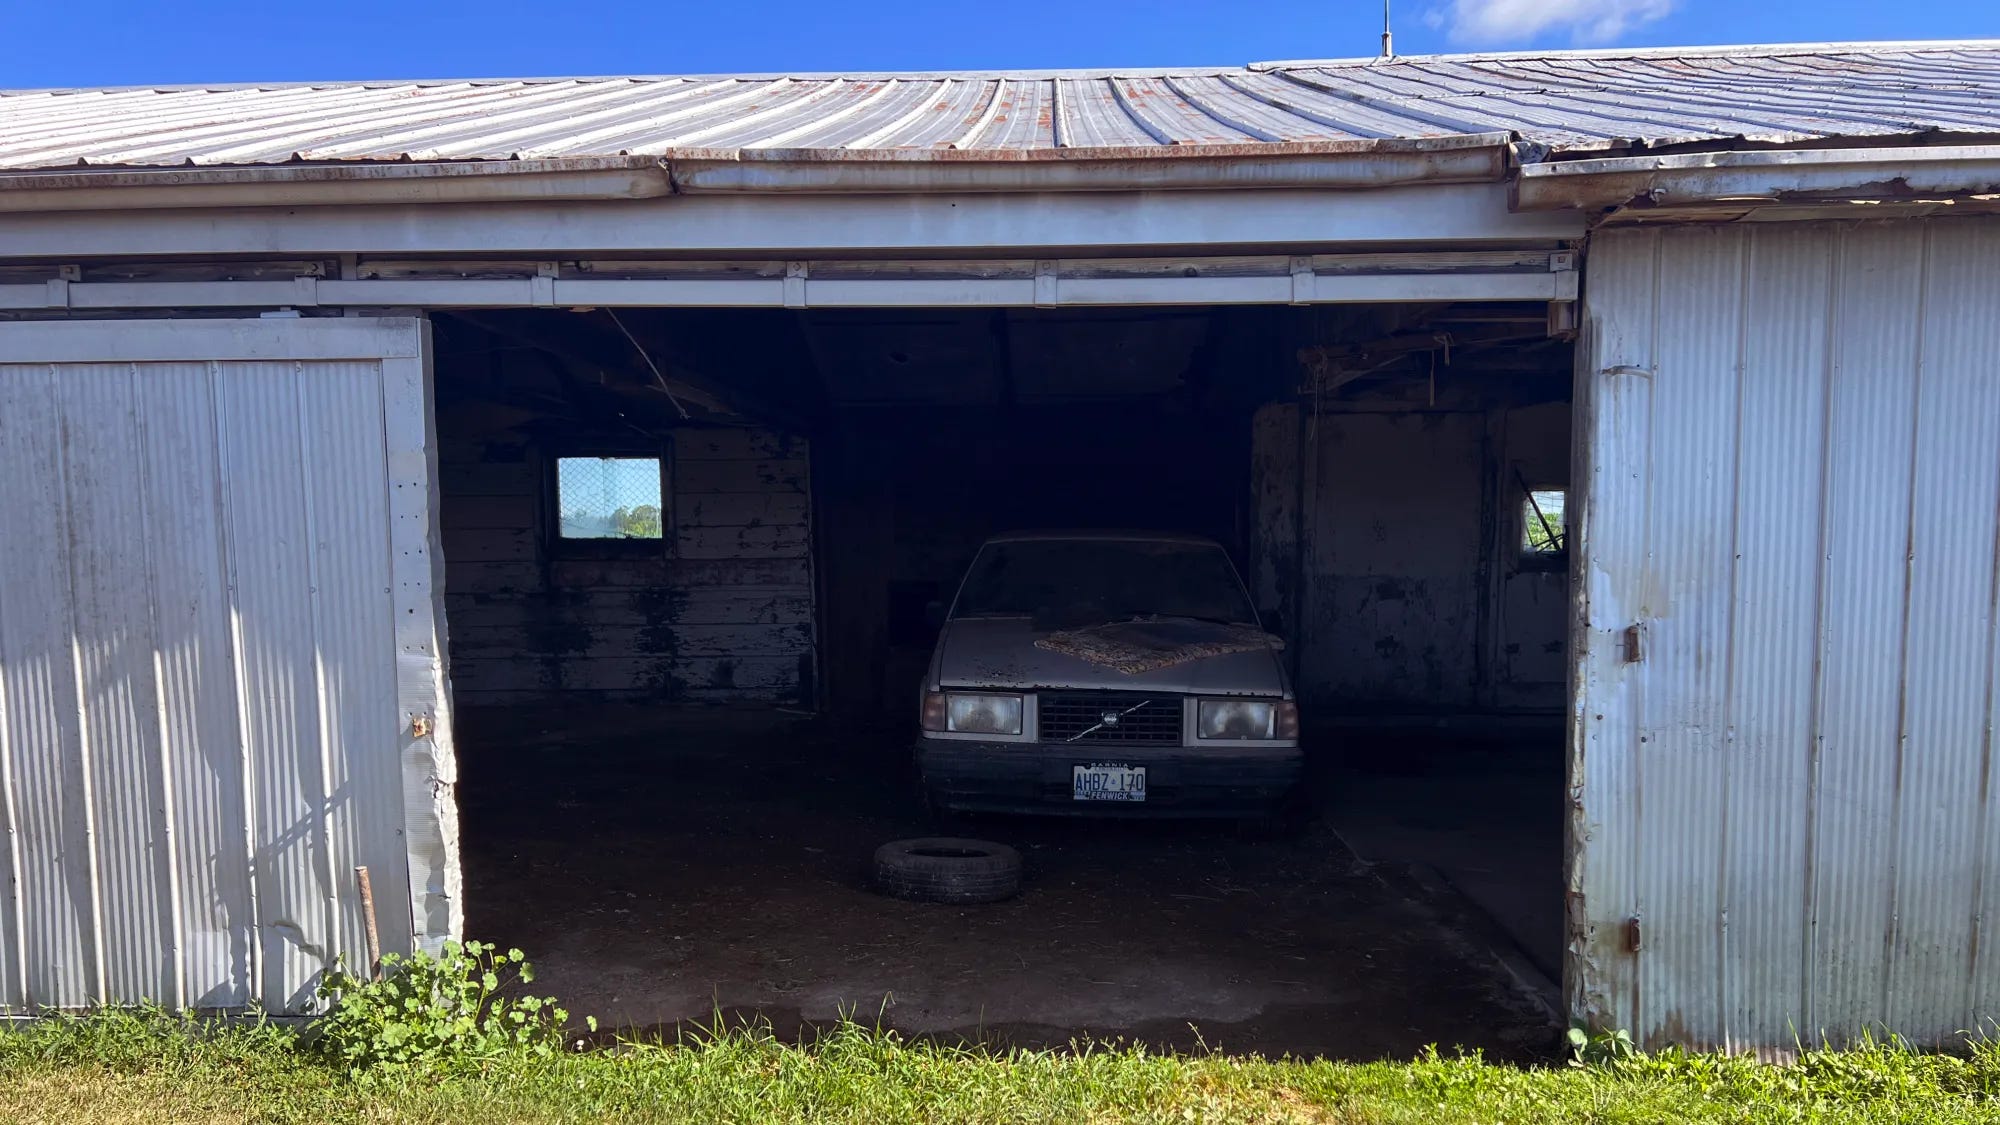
xmin=426 ymin=298 xmax=1572 ymax=1058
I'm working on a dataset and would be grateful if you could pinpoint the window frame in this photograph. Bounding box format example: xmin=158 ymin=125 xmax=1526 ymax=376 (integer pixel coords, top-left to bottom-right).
xmin=1516 ymin=484 xmax=1568 ymax=573
xmin=544 ymin=443 xmax=673 ymax=559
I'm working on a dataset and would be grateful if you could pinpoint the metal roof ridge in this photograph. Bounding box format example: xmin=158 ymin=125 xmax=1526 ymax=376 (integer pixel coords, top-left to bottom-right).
xmin=0 ymin=65 xmax=1259 ymax=99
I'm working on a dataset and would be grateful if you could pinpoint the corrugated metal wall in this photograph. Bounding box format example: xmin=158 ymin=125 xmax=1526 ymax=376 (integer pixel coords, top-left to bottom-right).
xmin=0 ymin=318 xmax=457 ymax=1015
xmin=1571 ymin=218 xmax=2000 ymax=1048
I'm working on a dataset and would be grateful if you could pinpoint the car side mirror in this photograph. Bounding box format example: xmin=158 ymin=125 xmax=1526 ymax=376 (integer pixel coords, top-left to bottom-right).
xmin=924 ymin=600 xmax=948 ymax=629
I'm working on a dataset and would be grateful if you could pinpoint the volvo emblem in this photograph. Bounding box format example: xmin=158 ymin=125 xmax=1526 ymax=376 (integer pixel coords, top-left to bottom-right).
xmin=1100 ymin=710 xmax=1122 ymax=727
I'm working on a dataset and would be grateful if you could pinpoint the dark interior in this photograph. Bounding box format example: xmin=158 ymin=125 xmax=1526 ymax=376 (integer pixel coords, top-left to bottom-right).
xmin=427 ymin=300 xmax=1574 ymax=1057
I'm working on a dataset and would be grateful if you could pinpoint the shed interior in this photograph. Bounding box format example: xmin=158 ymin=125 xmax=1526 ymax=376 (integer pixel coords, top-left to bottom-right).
xmin=428 ymin=300 xmax=1574 ymax=1055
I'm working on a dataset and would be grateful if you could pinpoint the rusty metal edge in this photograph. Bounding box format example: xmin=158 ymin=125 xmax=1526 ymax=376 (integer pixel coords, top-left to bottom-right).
xmin=1514 ymin=144 xmax=2000 ymax=212
xmin=0 ymin=136 xmax=1520 ymax=212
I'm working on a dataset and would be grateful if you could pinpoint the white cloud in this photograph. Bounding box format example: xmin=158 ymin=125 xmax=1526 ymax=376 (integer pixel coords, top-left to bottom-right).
xmin=1440 ymin=0 xmax=1677 ymax=46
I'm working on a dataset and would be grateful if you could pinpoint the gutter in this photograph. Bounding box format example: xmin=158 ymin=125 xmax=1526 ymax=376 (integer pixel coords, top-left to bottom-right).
xmin=0 ymin=157 xmax=675 ymax=213
xmin=1513 ymin=144 xmax=2000 ymax=212
xmin=0 ymin=134 xmax=1513 ymax=213
xmin=664 ymin=135 xmax=1510 ymax=193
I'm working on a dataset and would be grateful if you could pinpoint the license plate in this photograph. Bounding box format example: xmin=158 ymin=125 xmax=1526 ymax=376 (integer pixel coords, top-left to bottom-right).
xmin=1072 ymin=764 xmax=1147 ymax=802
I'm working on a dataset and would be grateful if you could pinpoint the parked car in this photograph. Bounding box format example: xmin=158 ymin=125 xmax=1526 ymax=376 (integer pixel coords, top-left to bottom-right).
xmin=916 ymin=531 xmax=1302 ymax=820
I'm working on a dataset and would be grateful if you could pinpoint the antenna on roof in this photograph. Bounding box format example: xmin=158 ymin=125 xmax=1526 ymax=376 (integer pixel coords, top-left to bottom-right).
xmin=1380 ymin=0 xmax=1394 ymax=58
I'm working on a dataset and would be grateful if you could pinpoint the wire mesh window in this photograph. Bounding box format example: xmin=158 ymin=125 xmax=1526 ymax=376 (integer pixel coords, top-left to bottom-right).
xmin=1521 ymin=489 xmax=1567 ymax=557
xmin=557 ymin=456 xmax=664 ymax=540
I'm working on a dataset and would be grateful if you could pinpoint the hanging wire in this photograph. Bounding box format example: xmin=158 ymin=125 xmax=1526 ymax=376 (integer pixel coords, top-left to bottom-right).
xmin=605 ymin=309 xmax=690 ymax=420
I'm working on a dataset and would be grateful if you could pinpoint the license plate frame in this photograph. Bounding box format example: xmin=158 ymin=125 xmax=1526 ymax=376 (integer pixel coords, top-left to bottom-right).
xmin=1072 ymin=763 xmax=1147 ymax=802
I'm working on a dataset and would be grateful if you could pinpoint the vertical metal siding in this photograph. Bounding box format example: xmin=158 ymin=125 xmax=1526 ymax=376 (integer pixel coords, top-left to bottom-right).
xmin=1635 ymin=228 xmax=1743 ymax=1046
xmin=62 ymin=363 xmax=178 ymax=1007
xmin=1720 ymin=230 xmax=1830 ymax=1047
xmin=1811 ymin=224 xmax=1922 ymax=1039
xmin=135 ymin=365 xmax=256 ymax=1009
xmin=1897 ymin=228 xmax=2000 ymax=1038
xmin=0 ymin=363 xmax=99 ymax=1009
xmin=218 ymin=360 xmax=339 ymax=1011
xmin=298 ymin=365 xmax=416 ymax=978
xmin=0 ymin=319 xmax=453 ymax=1015
xmin=1573 ymin=217 xmax=2000 ymax=1048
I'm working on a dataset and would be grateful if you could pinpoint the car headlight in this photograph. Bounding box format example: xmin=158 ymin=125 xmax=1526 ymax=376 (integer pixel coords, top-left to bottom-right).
xmin=1197 ymin=698 xmax=1298 ymax=740
xmin=924 ymin=692 xmax=1024 ymax=736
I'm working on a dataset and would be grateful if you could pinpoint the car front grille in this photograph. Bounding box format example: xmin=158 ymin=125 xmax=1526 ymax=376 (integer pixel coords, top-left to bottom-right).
xmin=1037 ymin=692 xmax=1184 ymax=746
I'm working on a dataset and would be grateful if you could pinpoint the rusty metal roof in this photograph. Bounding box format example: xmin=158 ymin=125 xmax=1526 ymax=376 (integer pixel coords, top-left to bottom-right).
xmin=2 ymin=41 xmax=1997 ymax=172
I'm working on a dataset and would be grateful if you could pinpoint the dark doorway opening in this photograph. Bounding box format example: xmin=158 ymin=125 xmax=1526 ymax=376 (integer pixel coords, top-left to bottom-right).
xmin=427 ymin=300 xmax=1573 ymax=1056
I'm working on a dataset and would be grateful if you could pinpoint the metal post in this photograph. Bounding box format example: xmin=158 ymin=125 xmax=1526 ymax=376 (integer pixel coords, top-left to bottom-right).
xmin=356 ymin=865 xmax=383 ymax=980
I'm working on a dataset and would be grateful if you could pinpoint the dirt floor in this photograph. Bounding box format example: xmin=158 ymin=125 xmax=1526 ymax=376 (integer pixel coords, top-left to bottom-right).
xmin=456 ymin=705 xmax=1559 ymax=1062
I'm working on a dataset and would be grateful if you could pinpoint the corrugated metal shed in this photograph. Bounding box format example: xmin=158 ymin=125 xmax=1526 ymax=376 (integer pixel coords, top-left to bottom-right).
xmin=1572 ymin=216 xmax=2000 ymax=1049
xmin=1 ymin=41 xmax=1997 ymax=171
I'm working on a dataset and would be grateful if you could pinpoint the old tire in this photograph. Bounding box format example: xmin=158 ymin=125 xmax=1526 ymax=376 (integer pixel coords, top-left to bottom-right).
xmin=873 ymin=838 xmax=1022 ymax=904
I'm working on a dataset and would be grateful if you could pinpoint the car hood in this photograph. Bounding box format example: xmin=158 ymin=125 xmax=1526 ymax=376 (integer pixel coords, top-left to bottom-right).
xmin=932 ymin=617 xmax=1289 ymax=696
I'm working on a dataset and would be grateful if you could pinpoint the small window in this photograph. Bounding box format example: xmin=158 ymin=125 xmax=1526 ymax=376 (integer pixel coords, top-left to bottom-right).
xmin=556 ymin=456 xmax=664 ymax=540
xmin=1521 ymin=489 xmax=1567 ymax=558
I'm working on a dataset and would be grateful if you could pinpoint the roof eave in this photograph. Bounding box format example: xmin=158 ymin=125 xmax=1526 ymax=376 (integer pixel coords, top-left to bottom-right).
xmin=0 ymin=134 xmax=1515 ymax=212
xmin=1512 ymin=144 xmax=2000 ymax=213
xmin=668 ymin=134 xmax=1510 ymax=193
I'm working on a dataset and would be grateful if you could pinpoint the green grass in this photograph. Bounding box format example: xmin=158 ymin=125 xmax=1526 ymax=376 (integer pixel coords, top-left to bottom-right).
xmin=2 ymin=1009 xmax=1998 ymax=1124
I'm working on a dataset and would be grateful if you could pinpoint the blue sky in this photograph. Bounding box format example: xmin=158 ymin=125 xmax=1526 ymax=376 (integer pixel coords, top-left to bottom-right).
xmin=1 ymin=0 xmax=1994 ymax=88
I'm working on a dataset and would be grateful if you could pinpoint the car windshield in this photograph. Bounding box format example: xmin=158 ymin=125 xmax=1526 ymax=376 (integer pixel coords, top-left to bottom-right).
xmin=952 ymin=539 xmax=1258 ymax=627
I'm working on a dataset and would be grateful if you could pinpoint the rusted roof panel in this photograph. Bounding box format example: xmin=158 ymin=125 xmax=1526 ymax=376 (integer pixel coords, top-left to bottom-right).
xmin=1 ymin=41 xmax=1997 ymax=171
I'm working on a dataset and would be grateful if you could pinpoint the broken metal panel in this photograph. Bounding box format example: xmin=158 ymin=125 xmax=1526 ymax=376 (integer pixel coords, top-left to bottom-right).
xmin=1572 ymin=217 xmax=2000 ymax=1049
xmin=1566 ymin=232 xmax=1653 ymax=1040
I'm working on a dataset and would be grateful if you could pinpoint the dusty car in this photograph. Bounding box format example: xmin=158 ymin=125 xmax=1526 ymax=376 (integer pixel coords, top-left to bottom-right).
xmin=916 ymin=531 xmax=1302 ymax=820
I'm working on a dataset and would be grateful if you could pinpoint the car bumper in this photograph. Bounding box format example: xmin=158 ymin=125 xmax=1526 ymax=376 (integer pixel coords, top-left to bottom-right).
xmin=917 ymin=739 xmax=1303 ymax=818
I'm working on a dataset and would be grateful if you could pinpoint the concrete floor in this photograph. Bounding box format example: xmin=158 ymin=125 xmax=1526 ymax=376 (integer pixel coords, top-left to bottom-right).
xmin=1315 ymin=728 xmax=1565 ymax=979
xmin=455 ymin=704 xmax=1560 ymax=1061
